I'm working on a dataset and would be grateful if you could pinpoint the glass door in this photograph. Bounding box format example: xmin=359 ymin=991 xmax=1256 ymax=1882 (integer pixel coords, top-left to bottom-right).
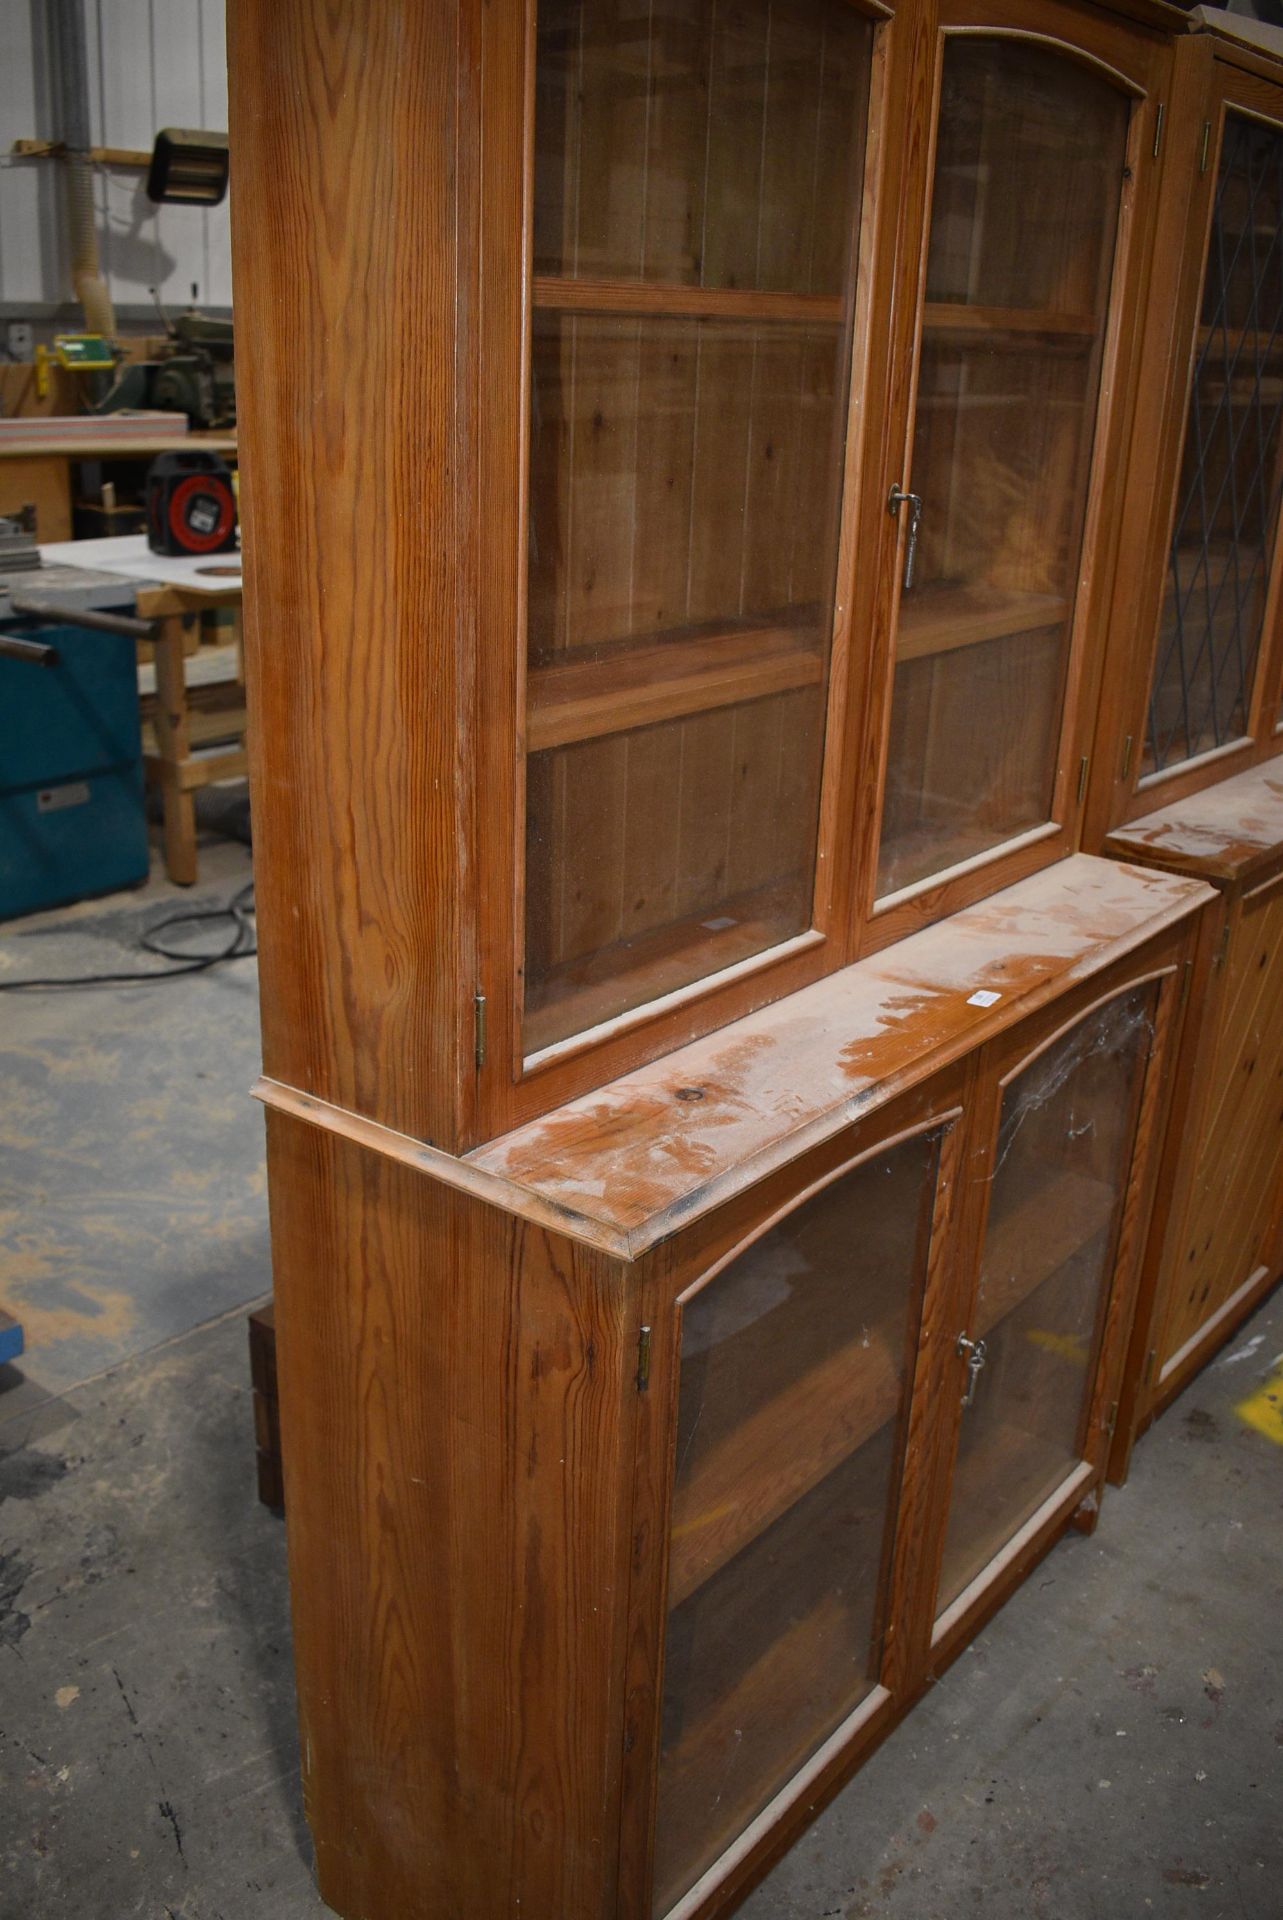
xmin=652 ymin=1125 xmax=945 ymax=1914
xmin=523 ymin=0 xmax=875 ymax=1057
xmin=1145 ymin=99 xmax=1283 ymax=773
xmin=934 ymin=986 xmax=1157 ymax=1619
xmin=875 ymin=32 xmax=1134 ymax=900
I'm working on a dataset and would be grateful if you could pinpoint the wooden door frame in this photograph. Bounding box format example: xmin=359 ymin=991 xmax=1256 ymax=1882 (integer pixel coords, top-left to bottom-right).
xmin=472 ymin=0 xmax=915 ymax=1145
xmin=917 ymin=933 xmax=1188 ymax=1676
xmin=613 ymin=1064 xmax=970 ymax=1920
xmin=848 ymin=0 xmax=1175 ymax=957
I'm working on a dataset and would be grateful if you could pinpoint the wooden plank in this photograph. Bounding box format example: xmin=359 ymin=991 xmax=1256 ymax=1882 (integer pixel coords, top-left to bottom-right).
xmin=533 ymin=276 xmax=843 ymax=323
xmin=523 ymin=876 xmax=808 ymax=1056
xmin=897 ymin=586 xmax=1068 ymax=664
xmin=0 ymin=453 xmax=72 ymax=542
xmin=666 ymin=1334 xmax=901 ymax=1608
xmin=923 ymin=300 xmax=1097 ymax=337
xmin=527 ymin=625 xmax=824 ymax=750
xmin=976 ymin=1167 xmax=1119 ymax=1338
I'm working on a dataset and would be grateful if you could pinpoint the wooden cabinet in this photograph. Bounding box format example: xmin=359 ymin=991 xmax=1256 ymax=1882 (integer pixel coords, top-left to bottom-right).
xmin=255 ymin=858 xmax=1207 ymax=1920
xmin=1101 ymin=761 xmax=1283 ymax=1480
xmin=226 ymin=0 xmax=1245 ymax=1915
xmin=1088 ymin=22 xmax=1283 ymax=840
xmin=1082 ymin=17 xmax=1283 ymax=1478
xmin=231 ymin=0 xmax=1180 ymax=1149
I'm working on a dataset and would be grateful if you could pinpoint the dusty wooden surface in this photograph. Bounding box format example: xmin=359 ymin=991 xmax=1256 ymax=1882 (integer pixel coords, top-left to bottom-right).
xmin=465 ymin=855 xmax=1211 ymax=1249
xmin=1104 ymin=757 xmax=1283 ymax=883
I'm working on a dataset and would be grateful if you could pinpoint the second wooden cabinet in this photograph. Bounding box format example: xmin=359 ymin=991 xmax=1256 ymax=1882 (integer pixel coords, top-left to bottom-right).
xmin=258 ymin=857 xmax=1208 ymax=1920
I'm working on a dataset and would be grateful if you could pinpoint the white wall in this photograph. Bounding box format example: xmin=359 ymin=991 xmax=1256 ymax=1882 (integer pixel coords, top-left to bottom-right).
xmin=0 ymin=0 xmax=231 ymax=317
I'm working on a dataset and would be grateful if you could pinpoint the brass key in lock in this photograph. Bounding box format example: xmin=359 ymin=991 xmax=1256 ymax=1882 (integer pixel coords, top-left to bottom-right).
xmin=887 ymin=483 xmax=923 ymax=591
xmin=955 ymin=1332 xmax=988 ymax=1409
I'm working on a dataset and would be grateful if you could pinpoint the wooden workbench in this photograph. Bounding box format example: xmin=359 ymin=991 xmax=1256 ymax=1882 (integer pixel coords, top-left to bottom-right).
xmin=40 ymin=535 xmax=247 ymax=885
xmin=3 ymin=430 xmax=236 ymax=543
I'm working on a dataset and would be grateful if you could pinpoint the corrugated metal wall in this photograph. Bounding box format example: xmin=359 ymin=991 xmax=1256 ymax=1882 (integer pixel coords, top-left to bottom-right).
xmin=0 ymin=0 xmax=231 ymax=316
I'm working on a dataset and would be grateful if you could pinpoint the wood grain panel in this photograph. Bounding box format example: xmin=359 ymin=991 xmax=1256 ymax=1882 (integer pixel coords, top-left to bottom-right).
xmin=228 ymin=0 xmax=475 ymax=1149
xmin=1156 ymin=872 xmax=1283 ymax=1365
xmin=265 ymin=1108 xmax=638 ymax=1920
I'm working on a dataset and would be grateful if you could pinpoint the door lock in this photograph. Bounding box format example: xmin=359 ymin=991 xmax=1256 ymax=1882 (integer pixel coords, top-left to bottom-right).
xmin=956 ymin=1332 xmax=988 ymax=1409
xmin=887 ymin=483 xmax=923 ymax=591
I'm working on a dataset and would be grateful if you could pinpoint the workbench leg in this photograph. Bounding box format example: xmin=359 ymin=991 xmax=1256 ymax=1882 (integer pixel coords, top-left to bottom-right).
xmin=152 ymin=618 xmax=198 ymax=886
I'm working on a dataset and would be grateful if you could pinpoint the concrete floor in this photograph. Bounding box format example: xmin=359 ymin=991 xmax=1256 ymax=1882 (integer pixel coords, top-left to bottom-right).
xmin=1 ymin=822 xmax=1281 ymax=1919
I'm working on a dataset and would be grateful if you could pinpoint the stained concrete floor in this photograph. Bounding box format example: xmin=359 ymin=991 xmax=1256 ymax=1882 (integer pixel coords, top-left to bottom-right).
xmin=1 ymin=821 xmax=1281 ymax=1920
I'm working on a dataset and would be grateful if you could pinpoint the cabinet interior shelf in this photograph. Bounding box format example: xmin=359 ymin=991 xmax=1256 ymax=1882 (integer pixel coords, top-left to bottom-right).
xmin=976 ymin=1165 xmax=1117 ymax=1339
xmin=666 ymin=1335 xmax=900 ymax=1610
xmin=654 ymin=1580 xmax=876 ymax=1919
xmin=526 ymin=622 xmax=825 ymax=752
xmin=523 ymin=874 xmax=806 ymax=1057
xmin=532 ymin=274 xmax=843 ymax=325
xmin=922 ymin=301 xmax=1096 ymax=343
xmin=897 ymin=585 xmax=1069 ymax=663
xmin=1196 ymin=323 xmax=1283 ymax=354
xmin=668 ymin=1163 xmax=1116 ymax=1616
xmin=938 ymin=1417 xmax=1085 ymax=1614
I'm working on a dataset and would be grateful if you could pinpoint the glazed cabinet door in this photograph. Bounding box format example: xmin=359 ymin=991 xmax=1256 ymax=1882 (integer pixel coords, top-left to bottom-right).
xmin=515 ymin=0 xmax=883 ymax=1074
xmin=864 ymin=2 xmax=1169 ymax=931
xmin=1091 ymin=47 xmax=1283 ymax=834
xmin=642 ymin=1116 xmax=954 ymax=1918
xmin=931 ymin=973 xmax=1172 ymax=1638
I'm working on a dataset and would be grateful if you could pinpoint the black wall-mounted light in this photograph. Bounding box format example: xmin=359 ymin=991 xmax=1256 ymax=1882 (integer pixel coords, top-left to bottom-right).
xmin=146 ymin=129 xmax=230 ymax=207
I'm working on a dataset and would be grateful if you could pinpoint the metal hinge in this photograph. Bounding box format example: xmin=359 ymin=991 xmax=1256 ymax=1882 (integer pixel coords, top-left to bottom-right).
xmin=1076 ymin=754 xmax=1090 ymax=806
xmin=1153 ymin=101 xmax=1165 ymax=160
xmin=1107 ymin=1399 xmax=1119 ymax=1435
xmin=1121 ymin=733 xmax=1133 ymax=781
xmin=1179 ymin=956 xmax=1193 ymax=1009
xmin=1199 ymin=119 xmax=1212 ymax=175
xmin=1212 ymin=922 xmax=1231 ymax=971
xmin=636 ymin=1325 xmax=652 ymax=1392
xmin=1144 ymin=1347 xmax=1157 ymax=1387
xmin=473 ymin=990 xmax=487 ymax=1069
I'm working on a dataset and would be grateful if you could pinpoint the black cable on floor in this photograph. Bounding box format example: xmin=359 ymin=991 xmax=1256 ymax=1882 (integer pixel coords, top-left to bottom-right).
xmin=0 ymin=881 xmax=256 ymax=991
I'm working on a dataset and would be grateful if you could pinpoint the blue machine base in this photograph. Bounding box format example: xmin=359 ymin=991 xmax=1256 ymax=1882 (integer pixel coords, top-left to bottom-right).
xmin=0 ymin=1312 xmax=24 ymax=1367
xmin=0 ymin=616 xmax=148 ymax=920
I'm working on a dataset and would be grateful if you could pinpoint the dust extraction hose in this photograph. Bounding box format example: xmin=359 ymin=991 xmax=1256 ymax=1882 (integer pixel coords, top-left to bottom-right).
xmin=53 ymin=0 xmax=115 ymax=339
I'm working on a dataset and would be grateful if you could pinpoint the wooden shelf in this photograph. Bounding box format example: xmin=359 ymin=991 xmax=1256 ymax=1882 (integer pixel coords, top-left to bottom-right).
xmin=1197 ymin=322 xmax=1283 ymax=350
xmin=655 ymin=1442 xmax=887 ymax=1913
xmin=655 ymin=1590 xmax=866 ymax=1914
xmin=532 ymin=273 xmax=842 ymax=325
xmin=667 ymin=1334 xmax=901 ymax=1609
xmin=897 ymin=585 xmax=1069 ymax=663
xmin=938 ymin=1417 xmax=1082 ymax=1615
xmin=977 ymin=1166 xmax=1117 ymax=1339
xmin=923 ymin=300 xmax=1096 ymax=342
xmin=527 ymin=622 xmax=825 ymax=753
xmin=524 ymin=875 xmax=808 ymax=1056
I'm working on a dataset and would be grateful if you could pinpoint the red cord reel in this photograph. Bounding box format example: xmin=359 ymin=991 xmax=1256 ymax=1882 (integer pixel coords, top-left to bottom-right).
xmin=146 ymin=451 xmax=238 ymax=556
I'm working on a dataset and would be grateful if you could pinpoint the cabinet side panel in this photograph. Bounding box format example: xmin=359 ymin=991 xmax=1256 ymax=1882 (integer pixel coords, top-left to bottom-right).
xmin=264 ymin=1110 xmax=635 ymax=1920
xmin=1155 ymin=873 xmax=1283 ymax=1369
xmin=227 ymin=0 xmax=475 ymax=1148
